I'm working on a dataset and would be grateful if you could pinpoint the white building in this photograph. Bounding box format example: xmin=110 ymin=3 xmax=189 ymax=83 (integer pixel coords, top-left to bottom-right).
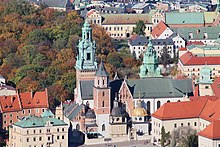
xmin=9 ymin=109 xmax=68 ymax=147
xmin=152 ymin=96 xmax=220 ymax=146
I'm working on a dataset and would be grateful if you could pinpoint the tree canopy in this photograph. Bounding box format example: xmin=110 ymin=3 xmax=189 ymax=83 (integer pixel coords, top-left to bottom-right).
xmin=133 ymin=20 xmax=146 ymax=36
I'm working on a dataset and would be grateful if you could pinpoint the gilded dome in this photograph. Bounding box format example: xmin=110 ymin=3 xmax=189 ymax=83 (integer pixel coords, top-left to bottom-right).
xmin=132 ymin=100 xmax=147 ymax=117
xmin=132 ymin=107 xmax=147 ymax=117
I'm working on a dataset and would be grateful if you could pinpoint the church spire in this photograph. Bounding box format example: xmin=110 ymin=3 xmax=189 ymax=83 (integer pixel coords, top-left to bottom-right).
xmin=75 ymin=20 xmax=97 ymax=70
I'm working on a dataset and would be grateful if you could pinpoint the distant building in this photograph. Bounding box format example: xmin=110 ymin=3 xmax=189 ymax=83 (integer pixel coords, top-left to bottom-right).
xmin=128 ymin=34 xmax=175 ymax=59
xmin=172 ymin=27 xmax=220 ymax=45
xmin=9 ymin=109 xmax=68 ymax=147
xmin=86 ymin=9 xmax=153 ymax=38
xmin=178 ymin=51 xmax=220 ymax=81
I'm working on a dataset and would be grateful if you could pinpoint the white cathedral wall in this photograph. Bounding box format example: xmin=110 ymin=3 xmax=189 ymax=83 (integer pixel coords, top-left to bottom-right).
xmin=96 ymin=114 xmax=110 ymax=137
xmin=135 ymin=97 xmax=184 ymax=114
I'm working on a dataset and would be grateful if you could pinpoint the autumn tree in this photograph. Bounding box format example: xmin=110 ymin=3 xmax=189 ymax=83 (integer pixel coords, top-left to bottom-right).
xmin=133 ymin=20 xmax=146 ymax=36
xmin=92 ymin=25 xmax=115 ymax=57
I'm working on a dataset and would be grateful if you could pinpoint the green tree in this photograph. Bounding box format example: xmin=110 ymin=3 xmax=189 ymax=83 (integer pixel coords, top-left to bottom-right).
xmin=159 ymin=46 xmax=173 ymax=68
xmin=161 ymin=126 xmax=170 ymax=147
xmin=133 ymin=20 xmax=146 ymax=36
xmin=107 ymin=52 xmax=124 ymax=68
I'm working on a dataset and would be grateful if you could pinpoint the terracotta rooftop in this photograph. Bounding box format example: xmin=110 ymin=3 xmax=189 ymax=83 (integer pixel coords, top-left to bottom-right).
xmin=20 ymin=91 xmax=49 ymax=109
xmin=0 ymin=95 xmax=22 ymax=112
xmin=199 ymin=120 xmax=220 ymax=139
xmin=178 ymin=47 xmax=187 ymax=51
xmin=152 ymin=98 xmax=208 ymax=120
xmin=152 ymin=21 xmax=168 ymax=38
xmin=0 ymin=90 xmax=48 ymax=113
xmin=152 ymin=96 xmax=220 ymax=121
xmin=179 ymin=51 xmax=220 ymax=65
xmin=187 ymin=41 xmax=204 ymax=46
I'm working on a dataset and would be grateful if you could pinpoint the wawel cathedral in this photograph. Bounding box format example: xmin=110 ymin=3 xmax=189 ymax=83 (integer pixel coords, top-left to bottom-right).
xmin=55 ymin=20 xmax=193 ymax=138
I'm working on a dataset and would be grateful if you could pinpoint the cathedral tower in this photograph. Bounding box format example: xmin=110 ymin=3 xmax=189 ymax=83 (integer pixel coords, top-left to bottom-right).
xmin=139 ymin=38 xmax=162 ymax=78
xmin=75 ymin=20 xmax=98 ymax=83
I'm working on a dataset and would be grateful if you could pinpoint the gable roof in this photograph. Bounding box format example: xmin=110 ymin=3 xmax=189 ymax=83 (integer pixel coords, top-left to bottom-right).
xmin=125 ymin=78 xmax=193 ymax=99
xmin=179 ymin=51 xmax=220 ymax=65
xmin=101 ymin=14 xmax=152 ymax=25
xmin=0 ymin=95 xmax=22 ymax=113
xmin=152 ymin=98 xmax=208 ymax=120
xmin=166 ymin=12 xmax=204 ymax=25
xmin=129 ymin=35 xmax=173 ymax=46
xmin=152 ymin=21 xmax=169 ymax=38
xmin=199 ymin=120 xmax=220 ymax=139
xmin=0 ymin=90 xmax=48 ymax=113
xmin=19 ymin=91 xmax=48 ymax=109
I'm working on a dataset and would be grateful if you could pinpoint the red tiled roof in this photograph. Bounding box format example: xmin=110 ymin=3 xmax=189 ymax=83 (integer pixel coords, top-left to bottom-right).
xmin=211 ymin=77 xmax=220 ymax=98
xmin=87 ymin=9 xmax=97 ymax=17
xmin=199 ymin=120 xmax=220 ymax=139
xmin=152 ymin=96 xmax=220 ymax=121
xmin=152 ymin=98 xmax=208 ymax=120
xmin=179 ymin=47 xmax=187 ymax=51
xmin=0 ymin=90 xmax=48 ymax=113
xmin=0 ymin=95 xmax=21 ymax=112
xmin=187 ymin=41 xmax=204 ymax=46
xmin=190 ymin=96 xmax=219 ymax=101
xmin=179 ymin=51 xmax=220 ymax=65
xmin=20 ymin=91 xmax=48 ymax=109
xmin=152 ymin=21 xmax=168 ymax=38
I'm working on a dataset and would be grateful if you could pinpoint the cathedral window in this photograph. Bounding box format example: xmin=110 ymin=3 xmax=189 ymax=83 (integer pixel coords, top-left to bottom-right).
xmin=102 ymin=92 xmax=105 ymax=96
xmin=102 ymin=124 xmax=105 ymax=131
xmin=102 ymin=101 xmax=104 ymax=107
xmin=157 ymin=101 xmax=161 ymax=109
xmin=103 ymin=80 xmax=105 ymax=85
xmin=98 ymin=80 xmax=99 ymax=86
xmin=87 ymin=53 xmax=91 ymax=60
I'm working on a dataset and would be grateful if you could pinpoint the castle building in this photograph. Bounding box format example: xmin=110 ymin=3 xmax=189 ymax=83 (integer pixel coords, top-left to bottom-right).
xmin=56 ymin=20 xmax=194 ymax=139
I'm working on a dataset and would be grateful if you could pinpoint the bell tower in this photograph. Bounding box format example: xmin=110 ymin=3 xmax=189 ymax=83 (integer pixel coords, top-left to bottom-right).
xmin=93 ymin=61 xmax=111 ymax=137
xmin=75 ymin=20 xmax=98 ymax=83
xmin=93 ymin=61 xmax=111 ymax=114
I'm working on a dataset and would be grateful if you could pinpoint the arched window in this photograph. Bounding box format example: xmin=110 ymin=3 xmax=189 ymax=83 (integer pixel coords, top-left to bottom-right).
xmin=103 ymin=80 xmax=105 ymax=85
xmin=102 ymin=91 xmax=105 ymax=96
xmin=76 ymin=124 xmax=80 ymax=130
xmin=102 ymin=124 xmax=105 ymax=131
xmin=102 ymin=101 xmax=104 ymax=107
xmin=157 ymin=101 xmax=161 ymax=109
xmin=167 ymin=100 xmax=170 ymax=103
xmin=98 ymin=80 xmax=99 ymax=86
xmin=147 ymin=101 xmax=150 ymax=114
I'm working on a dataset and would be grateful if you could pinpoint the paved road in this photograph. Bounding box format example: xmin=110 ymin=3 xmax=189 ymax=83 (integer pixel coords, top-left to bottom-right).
xmin=80 ymin=140 xmax=159 ymax=147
